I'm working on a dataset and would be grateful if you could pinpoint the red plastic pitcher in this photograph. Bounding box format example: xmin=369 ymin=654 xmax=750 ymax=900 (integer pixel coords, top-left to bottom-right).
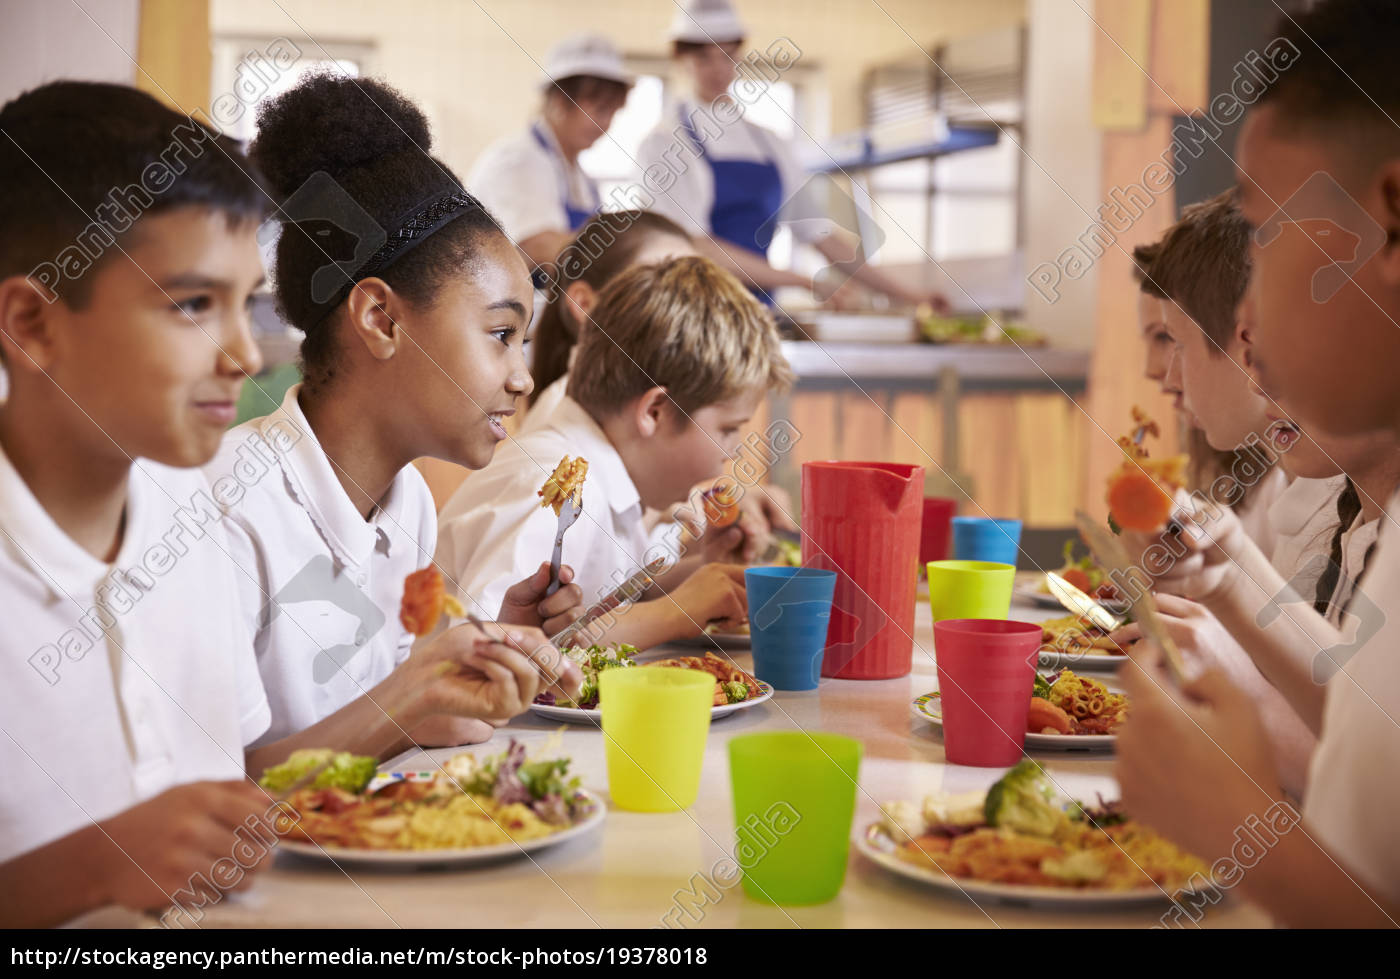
xmin=802 ymin=461 xmax=924 ymax=679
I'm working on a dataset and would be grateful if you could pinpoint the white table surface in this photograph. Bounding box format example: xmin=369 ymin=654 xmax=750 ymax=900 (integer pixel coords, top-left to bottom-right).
xmin=199 ymin=596 xmax=1269 ymax=930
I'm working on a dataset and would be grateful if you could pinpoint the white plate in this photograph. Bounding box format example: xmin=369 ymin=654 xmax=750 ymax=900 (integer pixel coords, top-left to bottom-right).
xmin=529 ymin=680 xmax=774 ymax=725
xmin=856 ymin=824 xmax=1194 ymax=908
xmin=1037 ymin=647 xmax=1126 ymax=672
xmin=911 ymin=692 xmax=1116 ymax=751
xmin=277 ymin=789 xmax=606 ymax=868
xmin=1012 ymin=582 xmax=1065 ymax=610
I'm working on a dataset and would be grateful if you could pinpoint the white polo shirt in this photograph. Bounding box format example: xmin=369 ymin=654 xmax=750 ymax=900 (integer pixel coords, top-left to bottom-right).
xmin=468 ymin=121 xmax=599 ymax=243
xmin=435 ymin=395 xmax=655 ymax=616
xmin=206 ymin=385 xmax=437 ymax=748
xmin=1303 ymin=491 xmax=1400 ymax=904
xmin=636 ymin=99 xmax=824 ymax=249
xmin=1268 ymin=474 xmax=1345 ymax=595
xmin=0 ymin=444 xmax=269 ymax=863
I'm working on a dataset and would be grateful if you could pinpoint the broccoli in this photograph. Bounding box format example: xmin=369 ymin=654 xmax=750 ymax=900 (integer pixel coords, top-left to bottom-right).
xmin=258 ymin=748 xmax=377 ymax=794
xmin=722 ymin=680 xmax=750 ymax=703
xmin=983 ymin=760 xmax=1068 ymax=839
xmin=1032 ymin=674 xmax=1053 ymax=700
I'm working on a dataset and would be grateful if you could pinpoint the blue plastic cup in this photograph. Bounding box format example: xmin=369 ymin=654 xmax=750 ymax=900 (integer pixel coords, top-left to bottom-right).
xmin=745 ymin=567 xmax=837 ymax=691
xmin=951 ymin=517 xmax=1023 ymax=566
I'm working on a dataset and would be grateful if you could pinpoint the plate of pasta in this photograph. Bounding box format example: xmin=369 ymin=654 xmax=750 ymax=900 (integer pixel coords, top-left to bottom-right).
xmin=1037 ymin=613 xmax=1130 ymax=672
xmin=857 ymin=761 xmax=1208 ymax=907
xmin=274 ymin=741 xmax=604 ymax=867
xmin=912 ymin=670 xmax=1127 ymax=749
xmin=530 ymin=646 xmax=772 ymax=724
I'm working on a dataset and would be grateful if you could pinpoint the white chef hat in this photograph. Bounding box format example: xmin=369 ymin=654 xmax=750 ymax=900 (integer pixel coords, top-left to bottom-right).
xmin=540 ymin=33 xmax=633 ymax=90
xmin=669 ymin=0 xmax=747 ymax=44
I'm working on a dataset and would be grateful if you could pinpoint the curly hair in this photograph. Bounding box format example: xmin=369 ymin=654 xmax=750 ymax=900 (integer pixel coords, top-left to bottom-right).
xmin=250 ymin=71 xmax=504 ymax=393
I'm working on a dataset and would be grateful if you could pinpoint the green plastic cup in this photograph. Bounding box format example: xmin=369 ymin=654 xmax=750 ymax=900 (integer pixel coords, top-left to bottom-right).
xmin=727 ymin=732 xmax=861 ymax=905
xmin=926 ymin=560 xmax=1015 ymax=622
xmin=601 ymin=667 xmax=713 ymax=812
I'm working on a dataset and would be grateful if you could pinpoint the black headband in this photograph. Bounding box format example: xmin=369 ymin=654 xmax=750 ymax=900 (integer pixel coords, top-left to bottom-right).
xmin=298 ymin=186 xmax=485 ymax=324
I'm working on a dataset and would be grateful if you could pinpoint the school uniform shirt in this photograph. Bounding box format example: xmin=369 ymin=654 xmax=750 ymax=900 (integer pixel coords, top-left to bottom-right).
xmin=468 ymin=121 xmax=600 ymax=241
xmin=1235 ymin=466 xmax=1290 ymax=560
xmin=0 ymin=444 xmax=269 ymax=862
xmin=1303 ymin=491 xmax=1400 ymax=903
xmin=636 ymin=100 xmax=825 ymax=256
xmin=1268 ymin=474 xmax=1346 ymax=597
xmin=205 ymin=384 xmax=437 ymax=748
xmin=1326 ymin=516 xmax=1381 ymax=625
xmin=435 ymin=394 xmax=655 ymax=616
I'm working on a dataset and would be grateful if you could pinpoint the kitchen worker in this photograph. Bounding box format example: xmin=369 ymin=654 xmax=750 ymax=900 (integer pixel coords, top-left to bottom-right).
xmin=638 ymin=0 xmax=946 ymax=310
xmin=468 ymin=33 xmax=632 ymax=271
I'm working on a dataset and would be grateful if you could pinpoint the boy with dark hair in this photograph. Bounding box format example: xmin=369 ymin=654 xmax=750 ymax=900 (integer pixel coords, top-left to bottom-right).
xmin=0 ymin=80 xmax=277 ymax=926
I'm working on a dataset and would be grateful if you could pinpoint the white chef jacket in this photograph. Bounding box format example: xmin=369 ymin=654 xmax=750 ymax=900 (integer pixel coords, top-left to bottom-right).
xmin=435 ymin=394 xmax=656 ymax=616
xmin=1303 ymin=491 xmax=1400 ymax=904
xmin=205 ymin=385 xmax=438 ymax=747
xmin=636 ymin=99 xmax=825 ymax=249
xmin=468 ymin=121 xmax=600 ymax=243
xmin=0 ymin=444 xmax=269 ymax=862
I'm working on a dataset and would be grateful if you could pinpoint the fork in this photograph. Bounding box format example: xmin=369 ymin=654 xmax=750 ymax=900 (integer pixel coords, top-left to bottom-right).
xmin=546 ymin=493 xmax=582 ymax=596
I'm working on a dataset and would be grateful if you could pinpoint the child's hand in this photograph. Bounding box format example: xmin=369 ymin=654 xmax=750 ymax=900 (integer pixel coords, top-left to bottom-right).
xmin=1109 ymin=593 xmax=1259 ymax=688
xmin=663 ymin=563 xmax=748 ymax=636
xmin=96 ymin=781 xmax=275 ymax=912
xmin=1118 ymin=489 xmax=1265 ymax=606
xmin=1116 ymin=650 xmax=1284 ymax=862
xmin=416 ymin=623 xmax=583 ymax=721
xmin=497 ymin=561 xmax=585 ymax=635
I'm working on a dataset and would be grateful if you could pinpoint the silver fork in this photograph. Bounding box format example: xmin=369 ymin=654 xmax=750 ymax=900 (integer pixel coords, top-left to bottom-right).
xmin=546 ymin=494 xmax=582 ymax=596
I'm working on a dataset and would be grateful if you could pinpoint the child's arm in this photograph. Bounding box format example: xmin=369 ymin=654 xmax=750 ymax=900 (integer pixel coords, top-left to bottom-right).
xmin=1122 ymin=499 xmax=1337 ymax=730
xmin=1117 ymin=659 xmax=1396 ymax=928
xmin=0 ymin=781 xmax=272 ymax=928
xmin=590 ymin=563 xmax=747 ymax=649
xmin=245 ymin=624 xmax=581 ymax=773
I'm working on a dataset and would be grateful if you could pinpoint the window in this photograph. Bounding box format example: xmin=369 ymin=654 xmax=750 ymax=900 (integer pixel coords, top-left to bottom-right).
xmin=209 ymin=36 xmax=372 ymax=146
xmin=861 ymin=26 xmax=1024 ymax=264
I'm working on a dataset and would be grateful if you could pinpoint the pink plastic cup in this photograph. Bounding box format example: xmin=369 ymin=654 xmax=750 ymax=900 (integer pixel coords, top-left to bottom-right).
xmin=919 ymin=497 xmax=957 ymax=567
xmin=932 ymin=619 xmax=1042 ymax=767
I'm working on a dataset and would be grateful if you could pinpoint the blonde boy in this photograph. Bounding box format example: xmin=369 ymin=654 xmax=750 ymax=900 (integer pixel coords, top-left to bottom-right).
xmin=437 ymin=255 xmax=793 ymax=647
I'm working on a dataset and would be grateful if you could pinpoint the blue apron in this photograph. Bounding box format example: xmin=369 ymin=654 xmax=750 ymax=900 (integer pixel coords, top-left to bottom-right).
xmin=679 ymin=103 xmax=786 ymax=306
xmin=531 ymin=122 xmax=599 ymax=231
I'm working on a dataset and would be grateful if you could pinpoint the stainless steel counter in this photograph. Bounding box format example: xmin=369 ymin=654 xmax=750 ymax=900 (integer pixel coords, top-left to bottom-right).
xmin=778 ymin=341 xmax=1090 ymax=392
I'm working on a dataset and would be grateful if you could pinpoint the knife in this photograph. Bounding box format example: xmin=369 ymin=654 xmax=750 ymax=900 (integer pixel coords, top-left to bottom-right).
xmin=1073 ymin=510 xmax=1188 ymax=685
xmin=1045 ymin=571 xmax=1124 ymax=633
xmin=549 ymin=555 xmax=672 ymax=651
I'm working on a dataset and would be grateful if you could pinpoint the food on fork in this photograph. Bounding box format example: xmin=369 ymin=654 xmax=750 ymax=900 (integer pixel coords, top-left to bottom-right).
xmin=700 ymin=477 xmax=743 ymax=529
xmin=400 ymin=566 xmax=465 ymax=638
xmin=1105 ymin=406 xmax=1187 ymax=533
xmin=538 ymin=455 xmax=588 ymax=516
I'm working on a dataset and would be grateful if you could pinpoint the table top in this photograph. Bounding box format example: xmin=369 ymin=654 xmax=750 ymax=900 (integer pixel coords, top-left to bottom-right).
xmin=199 ymin=597 xmax=1269 ymax=930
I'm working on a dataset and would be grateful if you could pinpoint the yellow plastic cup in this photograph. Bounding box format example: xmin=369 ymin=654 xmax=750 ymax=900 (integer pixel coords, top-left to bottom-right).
xmin=600 ymin=667 xmax=713 ymax=812
xmin=926 ymin=560 xmax=1016 ymax=622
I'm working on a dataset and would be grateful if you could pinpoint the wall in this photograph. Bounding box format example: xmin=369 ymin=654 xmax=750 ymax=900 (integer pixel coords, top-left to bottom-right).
xmin=209 ymin=0 xmax=1026 ymax=187
xmin=0 ymin=0 xmax=139 ymax=103
xmin=1022 ymin=0 xmax=1101 ymax=353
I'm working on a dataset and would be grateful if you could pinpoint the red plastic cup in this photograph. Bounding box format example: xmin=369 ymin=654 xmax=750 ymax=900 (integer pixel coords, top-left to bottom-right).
xmin=919 ymin=497 xmax=957 ymax=566
xmin=932 ymin=619 xmax=1042 ymax=767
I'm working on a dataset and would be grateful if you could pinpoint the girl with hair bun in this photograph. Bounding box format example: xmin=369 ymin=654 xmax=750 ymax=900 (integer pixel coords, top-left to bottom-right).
xmin=205 ymin=72 xmax=583 ymax=769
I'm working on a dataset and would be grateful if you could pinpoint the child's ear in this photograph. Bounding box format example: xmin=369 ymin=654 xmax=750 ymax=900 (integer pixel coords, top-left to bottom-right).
xmin=632 ymin=385 xmax=671 ymax=438
xmin=1377 ymin=161 xmax=1400 ymax=287
xmin=343 ymin=277 xmax=401 ymax=360
xmin=562 ymin=281 xmax=597 ymax=337
xmin=0 ymin=276 xmax=61 ymax=373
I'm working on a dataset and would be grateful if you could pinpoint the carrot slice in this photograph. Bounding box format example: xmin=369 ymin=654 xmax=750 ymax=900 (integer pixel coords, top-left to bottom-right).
xmin=1106 ymin=466 xmax=1175 ymax=532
